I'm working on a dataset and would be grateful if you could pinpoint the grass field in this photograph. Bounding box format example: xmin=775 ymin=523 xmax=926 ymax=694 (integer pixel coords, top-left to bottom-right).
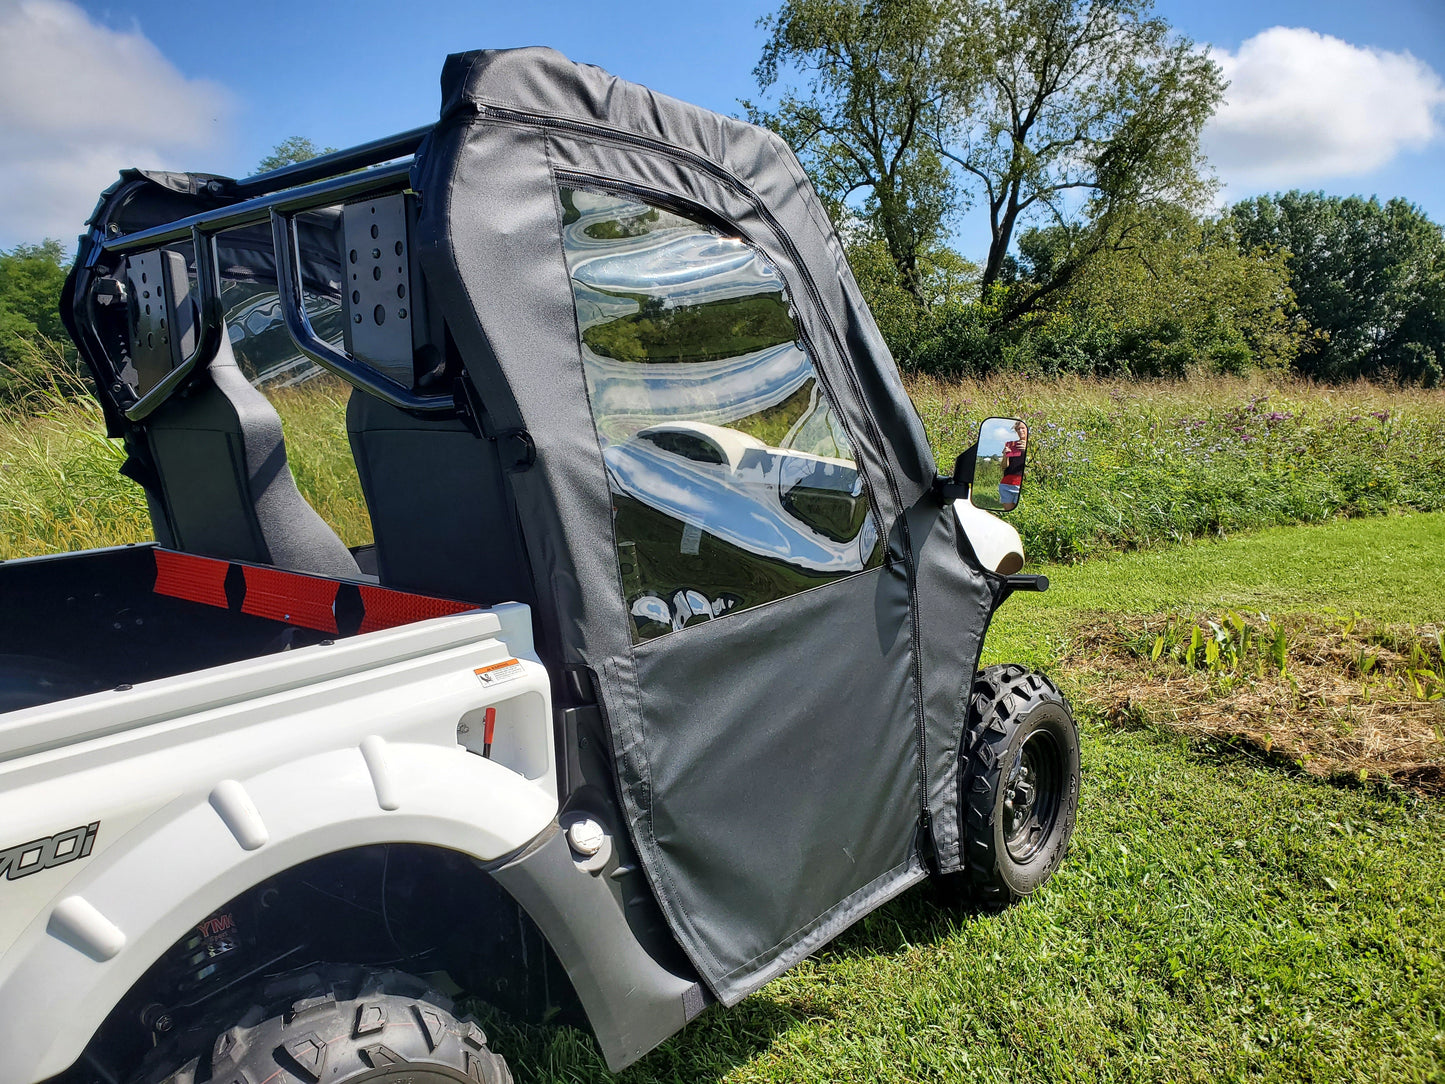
xmin=983 ymin=511 xmax=1445 ymax=669
xmin=913 ymin=372 xmax=1445 ymax=562
xmin=0 ymin=377 xmax=369 ymax=559
xmin=3 ymin=370 xmax=1443 ymax=1080
xmin=476 ymin=513 xmax=1445 ymax=1083
xmin=3 ymin=371 xmax=1443 ymax=562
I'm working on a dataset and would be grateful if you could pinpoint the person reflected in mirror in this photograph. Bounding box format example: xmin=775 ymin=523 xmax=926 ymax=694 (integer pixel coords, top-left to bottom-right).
xmin=999 ymin=421 xmax=1028 ymax=509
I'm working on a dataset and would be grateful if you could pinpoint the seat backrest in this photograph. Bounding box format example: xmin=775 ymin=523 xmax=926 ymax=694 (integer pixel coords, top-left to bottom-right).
xmin=346 ymin=389 xmax=531 ymax=604
xmin=142 ymin=335 xmax=361 ymax=579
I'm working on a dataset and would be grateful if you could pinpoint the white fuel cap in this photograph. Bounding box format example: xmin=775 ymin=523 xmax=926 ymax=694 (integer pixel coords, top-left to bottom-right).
xmin=565 ymin=817 xmax=607 ymax=857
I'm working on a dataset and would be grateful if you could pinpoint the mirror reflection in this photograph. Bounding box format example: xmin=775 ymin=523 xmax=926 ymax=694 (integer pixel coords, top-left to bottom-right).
xmin=970 ymin=417 xmax=1028 ymax=512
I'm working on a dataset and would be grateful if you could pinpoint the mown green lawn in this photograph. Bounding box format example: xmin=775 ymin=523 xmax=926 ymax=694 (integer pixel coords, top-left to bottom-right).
xmin=986 ymin=510 xmax=1445 ymax=671
xmin=489 ymin=513 xmax=1445 ymax=1083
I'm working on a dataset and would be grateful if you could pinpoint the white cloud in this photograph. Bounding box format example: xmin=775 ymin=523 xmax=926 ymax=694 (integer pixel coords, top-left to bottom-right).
xmin=1204 ymin=27 xmax=1445 ymax=189
xmin=0 ymin=0 xmax=232 ymax=247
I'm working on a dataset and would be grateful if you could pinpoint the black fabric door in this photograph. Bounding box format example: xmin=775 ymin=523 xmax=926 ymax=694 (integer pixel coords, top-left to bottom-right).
xmin=418 ymin=46 xmax=998 ymax=1004
xmin=554 ymin=183 xmax=926 ymax=1001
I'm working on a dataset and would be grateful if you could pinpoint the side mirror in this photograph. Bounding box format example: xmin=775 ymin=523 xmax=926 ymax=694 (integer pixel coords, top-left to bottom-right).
xmin=942 ymin=417 xmax=1028 ymax=512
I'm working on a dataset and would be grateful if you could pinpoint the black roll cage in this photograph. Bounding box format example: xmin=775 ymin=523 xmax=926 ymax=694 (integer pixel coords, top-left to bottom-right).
xmin=80 ymin=125 xmax=449 ymax=421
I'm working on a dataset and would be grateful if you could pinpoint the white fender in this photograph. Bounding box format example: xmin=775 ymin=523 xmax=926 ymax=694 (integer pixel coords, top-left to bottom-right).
xmin=954 ymin=495 xmax=1026 ymax=575
xmin=0 ymin=743 xmax=556 ymax=1083
xmin=0 ymin=605 xmax=558 ymax=1084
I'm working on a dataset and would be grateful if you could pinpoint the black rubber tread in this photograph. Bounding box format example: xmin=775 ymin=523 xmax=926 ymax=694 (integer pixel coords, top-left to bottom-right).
xmin=942 ymin=664 xmax=1080 ymax=909
xmin=131 ymin=966 xmax=512 ymax=1084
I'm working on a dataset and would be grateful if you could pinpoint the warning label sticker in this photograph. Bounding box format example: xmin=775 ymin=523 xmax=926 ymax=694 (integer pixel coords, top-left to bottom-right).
xmin=474 ymin=658 xmax=525 ymax=687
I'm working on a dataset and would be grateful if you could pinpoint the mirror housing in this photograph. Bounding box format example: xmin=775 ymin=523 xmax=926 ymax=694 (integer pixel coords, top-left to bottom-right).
xmin=934 ymin=417 xmax=1028 ymax=513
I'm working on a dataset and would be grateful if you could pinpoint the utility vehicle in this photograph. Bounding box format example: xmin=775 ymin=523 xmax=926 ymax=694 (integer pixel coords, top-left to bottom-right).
xmin=0 ymin=47 xmax=1079 ymax=1084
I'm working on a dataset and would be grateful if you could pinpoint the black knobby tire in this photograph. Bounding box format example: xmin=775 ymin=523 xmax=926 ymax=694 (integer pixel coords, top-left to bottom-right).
xmin=944 ymin=664 xmax=1080 ymax=908
xmin=132 ymin=967 xmax=511 ymax=1084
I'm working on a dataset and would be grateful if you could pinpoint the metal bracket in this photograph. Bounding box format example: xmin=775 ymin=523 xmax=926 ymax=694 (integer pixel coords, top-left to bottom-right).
xmin=931 ymin=442 xmax=977 ymax=504
xmin=270 ymin=209 xmax=451 ymax=414
xmin=118 ymin=228 xmax=224 ymax=420
xmin=123 ymin=249 xmax=188 ymax=397
xmin=341 ymin=194 xmax=418 ymax=387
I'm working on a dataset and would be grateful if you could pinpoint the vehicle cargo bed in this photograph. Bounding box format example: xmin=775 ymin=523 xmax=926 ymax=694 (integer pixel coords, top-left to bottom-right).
xmin=0 ymin=544 xmax=477 ymax=713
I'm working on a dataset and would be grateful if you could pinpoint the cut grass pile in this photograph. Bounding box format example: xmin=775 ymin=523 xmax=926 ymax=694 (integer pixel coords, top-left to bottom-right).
xmin=1074 ymin=609 xmax=1444 ymax=795
xmin=910 ymin=372 xmax=1445 ymax=561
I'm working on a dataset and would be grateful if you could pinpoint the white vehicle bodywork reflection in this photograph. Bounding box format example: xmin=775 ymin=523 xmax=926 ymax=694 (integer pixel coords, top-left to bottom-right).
xmin=602 ymin=421 xmax=878 ymax=574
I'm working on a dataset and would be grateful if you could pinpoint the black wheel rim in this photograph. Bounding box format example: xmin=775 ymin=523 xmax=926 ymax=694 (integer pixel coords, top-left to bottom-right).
xmin=1003 ymin=729 xmax=1063 ymax=863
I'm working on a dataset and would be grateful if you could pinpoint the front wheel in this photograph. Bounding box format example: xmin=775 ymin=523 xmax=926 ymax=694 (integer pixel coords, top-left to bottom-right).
xmin=941 ymin=664 xmax=1080 ymax=908
xmin=132 ymin=967 xmax=512 ymax=1084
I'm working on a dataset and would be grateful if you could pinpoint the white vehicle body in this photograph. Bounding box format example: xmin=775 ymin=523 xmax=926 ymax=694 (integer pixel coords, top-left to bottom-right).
xmin=954 ymin=497 xmax=1026 ymax=575
xmin=0 ymin=604 xmax=553 ymax=1083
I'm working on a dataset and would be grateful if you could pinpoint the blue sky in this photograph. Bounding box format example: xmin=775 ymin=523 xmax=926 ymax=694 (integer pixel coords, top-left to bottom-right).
xmin=1 ymin=0 xmax=1441 ymax=256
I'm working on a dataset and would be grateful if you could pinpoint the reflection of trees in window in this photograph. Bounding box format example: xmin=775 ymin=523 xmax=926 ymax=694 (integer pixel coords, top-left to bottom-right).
xmin=584 ymin=208 xmax=661 ymax=240
xmin=726 ymin=379 xmax=846 ymax=460
xmin=560 ymin=184 xmax=882 ymax=641
xmin=729 ymin=379 xmax=815 ymax=446
xmin=559 ymin=188 xmax=582 ymax=226
xmin=582 ymin=293 xmax=796 ymax=364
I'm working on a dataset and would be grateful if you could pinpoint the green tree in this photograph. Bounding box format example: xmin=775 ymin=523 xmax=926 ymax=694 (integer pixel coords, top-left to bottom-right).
xmin=842 ymin=227 xmax=979 ymax=355
xmin=256 ymin=136 xmax=338 ymax=174
xmin=0 ymin=240 xmax=78 ymax=401
xmin=751 ymin=0 xmax=1224 ymax=323
xmin=748 ymin=0 xmax=966 ymax=305
xmin=1230 ymin=192 xmax=1445 ymax=385
xmin=1016 ymin=207 xmax=1305 ymax=375
xmin=946 ymin=0 xmax=1223 ymax=315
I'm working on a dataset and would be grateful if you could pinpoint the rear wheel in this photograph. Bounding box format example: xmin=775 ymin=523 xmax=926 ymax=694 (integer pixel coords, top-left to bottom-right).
xmin=941 ymin=664 xmax=1080 ymax=908
xmin=131 ymin=967 xmax=511 ymax=1084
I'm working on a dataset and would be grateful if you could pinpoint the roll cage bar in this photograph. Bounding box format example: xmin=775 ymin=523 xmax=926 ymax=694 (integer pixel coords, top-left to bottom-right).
xmin=82 ymin=125 xmax=447 ymax=421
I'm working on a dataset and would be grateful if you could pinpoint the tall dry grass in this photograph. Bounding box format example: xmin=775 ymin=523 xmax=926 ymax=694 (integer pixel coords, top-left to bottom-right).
xmin=0 ymin=344 xmax=370 ymax=560
xmin=3 ymin=342 xmax=1443 ymax=563
xmin=910 ymin=371 xmax=1445 ymax=560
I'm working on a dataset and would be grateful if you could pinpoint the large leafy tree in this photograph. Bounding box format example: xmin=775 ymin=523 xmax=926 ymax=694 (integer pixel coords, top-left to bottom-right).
xmin=1017 ymin=207 xmax=1305 ymax=374
xmin=748 ymin=0 xmax=967 ymax=305
xmin=951 ymin=0 xmax=1222 ymax=315
xmin=751 ymin=0 xmax=1224 ymax=322
xmin=1230 ymin=192 xmax=1445 ymax=385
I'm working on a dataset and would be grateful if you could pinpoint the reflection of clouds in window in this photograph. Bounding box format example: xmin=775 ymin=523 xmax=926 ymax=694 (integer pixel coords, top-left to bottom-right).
xmin=571 ymin=281 xmax=641 ymax=332
xmin=602 ymin=440 xmax=875 ymax=573
xmin=561 ymin=184 xmax=883 ymax=641
xmin=779 ymin=380 xmax=850 ymax=460
xmin=585 ymin=342 xmax=812 ymax=445
xmin=571 ymin=233 xmax=779 ymax=306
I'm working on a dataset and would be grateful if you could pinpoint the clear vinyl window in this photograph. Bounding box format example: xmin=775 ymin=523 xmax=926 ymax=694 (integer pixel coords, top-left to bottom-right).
xmin=559 ymin=185 xmax=883 ymax=642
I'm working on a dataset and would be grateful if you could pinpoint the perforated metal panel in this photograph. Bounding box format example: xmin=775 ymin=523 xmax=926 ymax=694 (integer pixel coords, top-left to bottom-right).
xmin=342 ymin=194 xmax=417 ymax=387
xmin=124 ymin=249 xmax=195 ymax=399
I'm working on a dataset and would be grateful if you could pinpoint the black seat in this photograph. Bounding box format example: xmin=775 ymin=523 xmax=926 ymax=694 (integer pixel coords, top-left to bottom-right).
xmin=140 ymin=335 xmax=361 ymax=579
xmin=346 ymin=389 xmax=531 ymax=604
